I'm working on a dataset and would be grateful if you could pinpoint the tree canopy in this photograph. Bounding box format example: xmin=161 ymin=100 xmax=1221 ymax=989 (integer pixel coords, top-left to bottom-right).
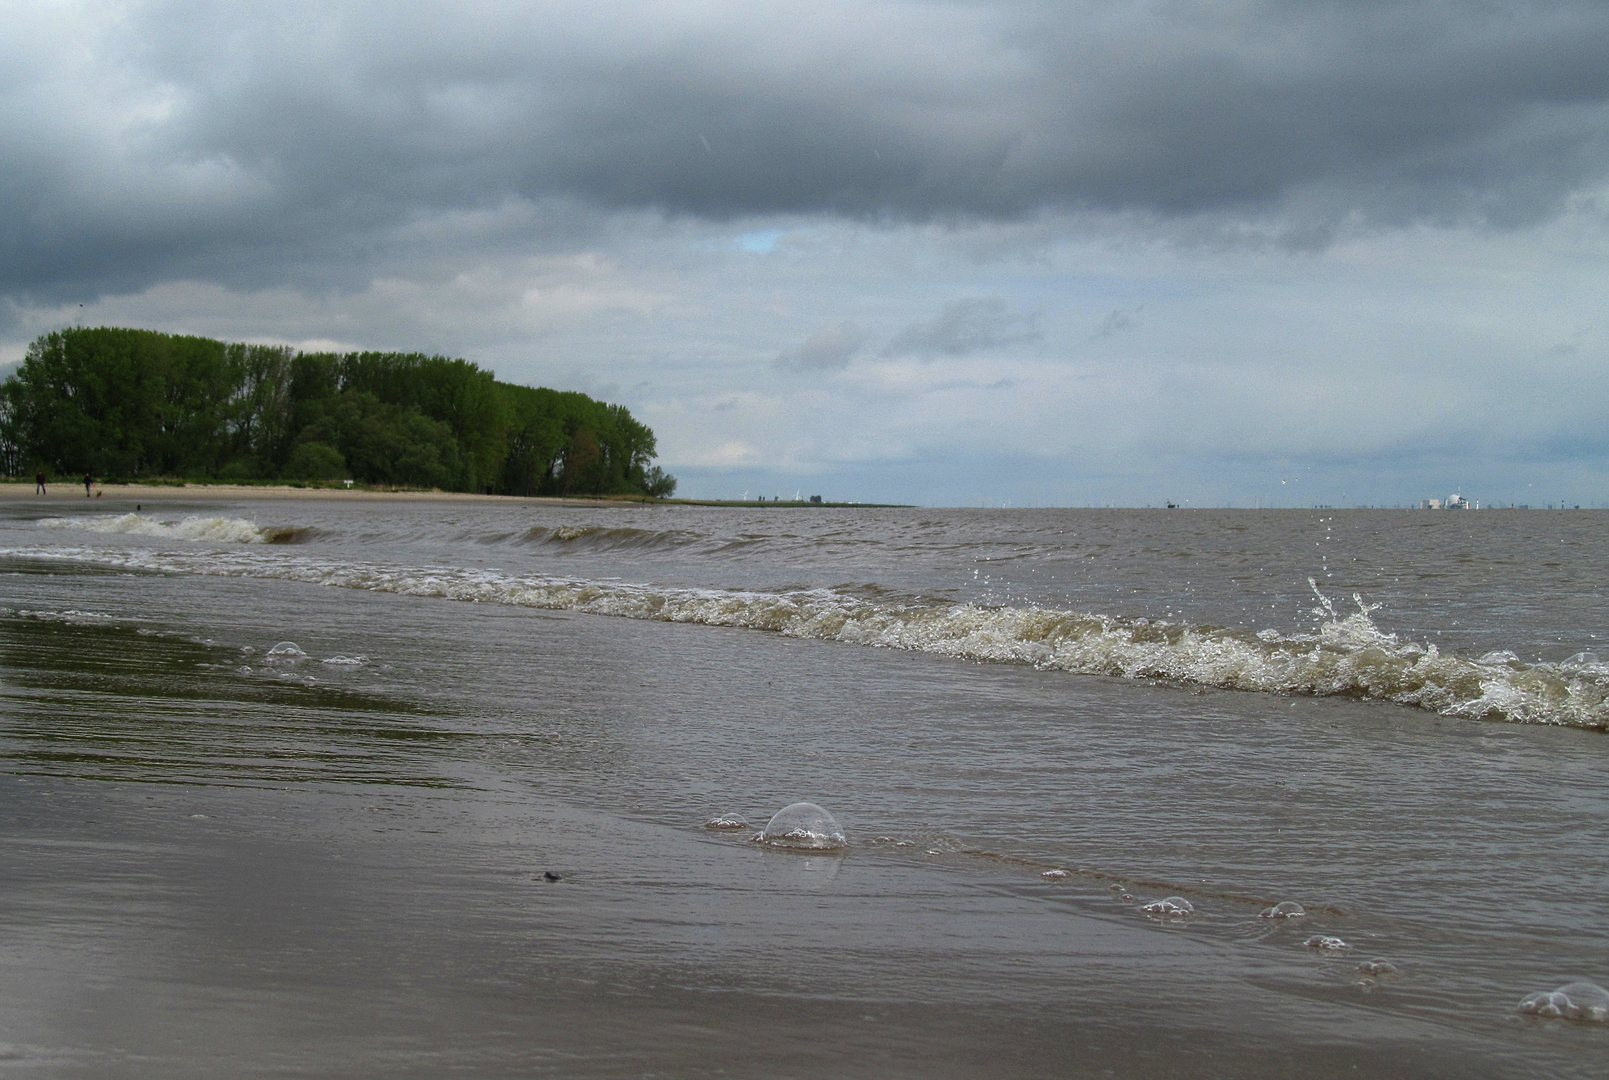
xmin=0 ymin=327 xmax=675 ymax=497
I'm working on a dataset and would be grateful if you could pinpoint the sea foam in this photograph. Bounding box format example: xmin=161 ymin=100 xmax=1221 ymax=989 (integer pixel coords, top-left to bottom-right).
xmin=36 ymin=513 xmax=296 ymax=544
xmin=7 ymin=546 xmax=1608 ymax=729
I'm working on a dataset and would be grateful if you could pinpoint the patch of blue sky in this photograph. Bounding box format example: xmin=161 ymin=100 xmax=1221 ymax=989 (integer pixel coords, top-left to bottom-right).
xmin=736 ymin=229 xmax=786 ymax=253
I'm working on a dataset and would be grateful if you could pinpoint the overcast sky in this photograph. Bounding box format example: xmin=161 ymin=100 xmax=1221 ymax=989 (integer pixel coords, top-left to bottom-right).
xmin=4 ymin=0 xmax=1608 ymax=506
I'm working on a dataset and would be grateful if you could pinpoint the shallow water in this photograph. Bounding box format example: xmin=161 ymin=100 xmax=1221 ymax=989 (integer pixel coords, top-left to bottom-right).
xmin=2 ymin=499 xmax=1607 ymax=1076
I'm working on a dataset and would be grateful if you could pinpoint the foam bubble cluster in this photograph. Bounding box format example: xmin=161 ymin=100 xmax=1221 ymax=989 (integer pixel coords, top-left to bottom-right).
xmin=1140 ymin=896 xmax=1196 ymax=919
xmin=703 ymin=813 xmax=750 ymax=830
xmin=265 ymin=641 xmax=306 ymax=662
xmin=1260 ymin=901 xmax=1307 ymax=919
xmin=1518 ymin=981 xmax=1609 ymax=1022
xmin=1304 ymin=935 xmax=1349 ymax=951
xmin=758 ymin=802 xmax=846 ymax=851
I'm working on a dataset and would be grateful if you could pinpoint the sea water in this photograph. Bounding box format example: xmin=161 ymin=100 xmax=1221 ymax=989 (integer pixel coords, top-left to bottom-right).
xmin=1 ymin=498 xmax=1606 ymax=1077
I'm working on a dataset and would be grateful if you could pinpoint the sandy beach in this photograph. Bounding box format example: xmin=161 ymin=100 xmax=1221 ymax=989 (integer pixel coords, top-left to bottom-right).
xmin=0 ymin=481 xmax=624 ymax=506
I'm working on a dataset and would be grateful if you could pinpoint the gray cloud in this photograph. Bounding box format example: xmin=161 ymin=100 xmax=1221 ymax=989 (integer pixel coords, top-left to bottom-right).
xmin=1094 ymin=304 xmax=1143 ymax=339
xmin=774 ymin=321 xmax=866 ymax=371
xmin=3 ymin=1 xmax=1609 ymax=304
xmin=883 ymin=297 xmax=1039 ymax=358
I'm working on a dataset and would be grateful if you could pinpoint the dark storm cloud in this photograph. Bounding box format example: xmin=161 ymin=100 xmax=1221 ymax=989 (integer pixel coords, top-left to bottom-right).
xmin=883 ymin=297 xmax=1040 ymax=358
xmin=4 ymin=0 xmax=1609 ymax=299
xmin=774 ymin=321 xmax=866 ymax=371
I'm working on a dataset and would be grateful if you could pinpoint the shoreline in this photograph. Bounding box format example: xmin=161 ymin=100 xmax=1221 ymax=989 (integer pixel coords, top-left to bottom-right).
xmin=0 ymin=481 xmax=612 ymax=505
xmin=0 ymin=480 xmax=908 ymax=508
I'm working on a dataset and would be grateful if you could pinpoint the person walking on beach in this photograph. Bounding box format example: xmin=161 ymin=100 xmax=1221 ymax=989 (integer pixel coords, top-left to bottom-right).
xmin=35 ymin=471 xmax=46 ymax=495
xmin=84 ymin=471 xmax=93 ymax=497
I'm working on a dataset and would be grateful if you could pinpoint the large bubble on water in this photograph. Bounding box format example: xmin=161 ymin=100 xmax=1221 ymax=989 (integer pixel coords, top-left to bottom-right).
xmin=1260 ymin=901 xmax=1306 ymax=919
xmin=759 ymin=802 xmax=846 ymax=851
xmin=1517 ymin=981 xmax=1609 ymax=1022
xmin=265 ymin=641 xmax=307 ymax=662
xmin=1140 ymin=896 xmax=1195 ymax=919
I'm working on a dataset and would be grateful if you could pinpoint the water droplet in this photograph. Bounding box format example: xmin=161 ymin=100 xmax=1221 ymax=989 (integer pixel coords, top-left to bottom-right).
xmin=1304 ymin=935 xmax=1349 ymax=951
xmin=703 ymin=813 xmax=749 ymax=830
xmin=758 ymin=802 xmax=846 ymax=851
xmin=1260 ymin=901 xmax=1306 ymax=919
xmin=1518 ymin=981 xmax=1609 ymax=1022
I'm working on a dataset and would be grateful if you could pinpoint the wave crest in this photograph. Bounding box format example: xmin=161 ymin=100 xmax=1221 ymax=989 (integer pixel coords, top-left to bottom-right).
xmin=9 ymin=547 xmax=1607 ymax=729
xmin=36 ymin=514 xmax=307 ymax=544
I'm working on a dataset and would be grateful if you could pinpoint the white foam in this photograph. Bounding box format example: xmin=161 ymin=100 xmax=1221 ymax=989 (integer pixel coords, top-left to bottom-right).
xmin=37 ymin=514 xmax=283 ymax=544
xmin=8 ymin=546 xmax=1608 ymax=729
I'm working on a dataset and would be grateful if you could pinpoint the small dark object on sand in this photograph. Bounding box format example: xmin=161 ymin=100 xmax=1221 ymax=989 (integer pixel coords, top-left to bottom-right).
xmin=541 ymin=871 xmax=562 ymax=882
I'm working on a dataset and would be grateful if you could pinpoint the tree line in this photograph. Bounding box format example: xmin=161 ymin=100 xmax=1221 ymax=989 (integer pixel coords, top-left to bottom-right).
xmin=0 ymin=327 xmax=675 ymax=497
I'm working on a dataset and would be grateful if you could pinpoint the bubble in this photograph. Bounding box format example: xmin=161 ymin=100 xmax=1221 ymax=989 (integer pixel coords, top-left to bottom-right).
xmin=265 ymin=641 xmax=306 ymax=662
xmin=320 ymin=655 xmax=366 ymax=666
xmin=1357 ymin=958 xmax=1400 ymax=979
xmin=1140 ymin=896 xmax=1196 ymax=919
xmin=1517 ymin=981 xmax=1609 ymax=1022
xmin=1304 ymin=935 xmax=1349 ymax=951
xmin=758 ymin=802 xmax=846 ymax=851
xmin=703 ymin=813 xmax=750 ymax=830
xmin=1260 ymin=901 xmax=1306 ymax=919
xmin=1040 ymin=869 xmax=1070 ymax=880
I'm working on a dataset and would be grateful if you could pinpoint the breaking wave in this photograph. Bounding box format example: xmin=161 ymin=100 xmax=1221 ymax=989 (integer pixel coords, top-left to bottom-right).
xmin=8 ymin=546 xmax=1608 ymax=729
xmin=35 ymin=514 xmax=309 ymax=544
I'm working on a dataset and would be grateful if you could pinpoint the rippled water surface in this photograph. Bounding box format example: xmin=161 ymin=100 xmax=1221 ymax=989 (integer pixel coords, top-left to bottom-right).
xmin=2 ymin=496 xmax=1606 ymax=1077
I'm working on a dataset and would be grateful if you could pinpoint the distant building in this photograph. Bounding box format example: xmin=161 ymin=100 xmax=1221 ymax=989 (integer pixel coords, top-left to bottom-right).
xmin=1420 ymin=494 xmax=1476 ymax=510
